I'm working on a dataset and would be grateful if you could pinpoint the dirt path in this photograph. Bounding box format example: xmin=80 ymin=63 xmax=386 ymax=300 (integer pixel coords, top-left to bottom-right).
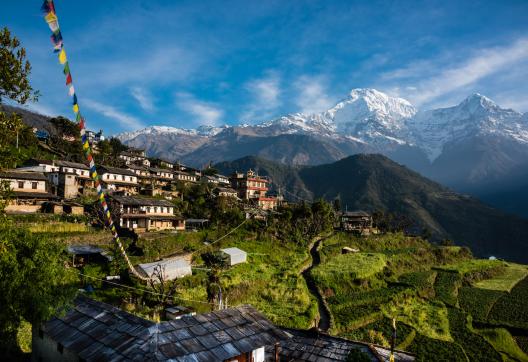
xmin=301 ymin=235 xmax=332 ymax=332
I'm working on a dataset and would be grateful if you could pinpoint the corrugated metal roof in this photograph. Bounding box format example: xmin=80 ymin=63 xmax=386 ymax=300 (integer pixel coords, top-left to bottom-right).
xmin=42 ymin=296 xmax=289 ymax=361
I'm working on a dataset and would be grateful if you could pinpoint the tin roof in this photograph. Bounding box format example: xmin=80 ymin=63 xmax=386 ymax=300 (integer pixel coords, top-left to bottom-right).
xmin=275 ymin=328 xmax=415 ymax=361
xmin=42 ymin=296 xmax=289 ymax=361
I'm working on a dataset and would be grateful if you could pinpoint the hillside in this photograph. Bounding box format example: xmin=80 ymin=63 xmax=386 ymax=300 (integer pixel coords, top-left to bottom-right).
xmin=216 ymin=154 xmax=528 ymax=263
xmin=313 ymin=232 xmax=528 ymax=361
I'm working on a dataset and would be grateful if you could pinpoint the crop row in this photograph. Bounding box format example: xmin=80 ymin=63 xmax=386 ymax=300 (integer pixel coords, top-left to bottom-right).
xmin=447 ymin=308 xmax=502 ymax=361
xmin=458 ymin=287 xmax=505 ymax=322
xmin=488 ymin=277 xmax=528 ymax=329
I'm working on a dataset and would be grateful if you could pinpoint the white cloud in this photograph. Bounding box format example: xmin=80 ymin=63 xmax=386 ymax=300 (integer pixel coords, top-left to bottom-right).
xmin=294 ymin=75 xmax=334 ymax=114
xmin=84 ymin=99 xmax=145 ymax=130
xmin=175 ymin=92 xmax=224 ymax=126
xmin=130 ymin=87 xmax=155 ymax=112
xmin=241 ymin=72 xmax=281 ymax=121
xmin=379 ymin=38 xmax=528 ymax=108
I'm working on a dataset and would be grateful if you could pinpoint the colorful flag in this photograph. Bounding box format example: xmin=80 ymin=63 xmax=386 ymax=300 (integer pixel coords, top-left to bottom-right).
xmin=58 ymin=48 xmax=67 ymax=64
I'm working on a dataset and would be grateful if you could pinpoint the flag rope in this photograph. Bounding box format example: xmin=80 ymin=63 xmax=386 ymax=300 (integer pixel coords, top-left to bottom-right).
xmin=41 ymin=0 xmax=149 ymax=281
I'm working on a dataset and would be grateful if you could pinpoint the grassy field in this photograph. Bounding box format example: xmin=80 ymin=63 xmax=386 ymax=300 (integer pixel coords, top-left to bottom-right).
xmin=174 ymin=231 xmax=318 ymax=329
xmin=44 ymin=224 xmax=528 ymax=361
xmin=474 ymin=263 xmax=528 ymax=292
xmin=488 ymin=277 xmax=528 ymax=329
xmin=474 ymin=327 xmax=528 ymax=362
xmin=381 ymin=297 xmax=452 ymax=341
xmin=311 ymin=252 xmax=387 ymax=285
xmin=27 ymin=221 xmax=92 ymax=233
xmin=437 ymin=259 xmax=504 ymax=274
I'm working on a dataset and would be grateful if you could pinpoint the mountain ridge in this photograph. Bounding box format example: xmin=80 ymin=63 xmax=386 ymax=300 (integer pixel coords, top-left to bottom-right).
xmin=215 ymin=154 xmax=528 ymax=263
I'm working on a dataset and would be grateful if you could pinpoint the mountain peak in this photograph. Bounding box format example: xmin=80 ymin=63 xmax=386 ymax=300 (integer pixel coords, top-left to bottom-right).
xmin=459 ymin=93 xmax=499 ymax=113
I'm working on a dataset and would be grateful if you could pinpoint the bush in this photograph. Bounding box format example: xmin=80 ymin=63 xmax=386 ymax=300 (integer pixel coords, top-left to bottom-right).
xmin=434 ymin=271 xmax=461 ymax=306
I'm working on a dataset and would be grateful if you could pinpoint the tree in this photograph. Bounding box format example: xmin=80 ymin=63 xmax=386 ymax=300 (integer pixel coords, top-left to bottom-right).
xmin=0 ymin=27 xmax=39 ymax=169
xmin=0 ymin=220 xmax=76 ymax=356
xmin=0 ymin=27 xmax=38 ymax=104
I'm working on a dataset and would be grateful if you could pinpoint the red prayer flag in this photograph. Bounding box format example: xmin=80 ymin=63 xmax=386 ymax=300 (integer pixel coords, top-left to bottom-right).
xmin=65 ymin=73 xmax=72 ymax=85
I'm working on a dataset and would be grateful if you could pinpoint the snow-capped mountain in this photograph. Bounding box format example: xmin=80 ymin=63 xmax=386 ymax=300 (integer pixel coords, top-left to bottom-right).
xmin=117 ymin=89 xmax=528 ymax=164
xmin=116 ymin=88 xmax=528 ymax=212
xmin=407 ymin=94 xmax=528 ymax=161
xmin=323 ymin=88 xmax=417 ymax=146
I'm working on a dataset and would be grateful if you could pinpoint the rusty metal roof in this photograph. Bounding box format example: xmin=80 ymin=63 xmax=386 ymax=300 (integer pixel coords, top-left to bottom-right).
xmin=42 ymin=296 xmax=289 ymax=361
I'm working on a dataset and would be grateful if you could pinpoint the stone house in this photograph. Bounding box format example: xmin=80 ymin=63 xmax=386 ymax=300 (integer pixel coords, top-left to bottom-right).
xmin=111 ymin=195 xmax=184 ymax=232
xmin=97 ymin=166 xmax=139 ymax=195
xmin=0 ymin=170 xmax=57 ymax=213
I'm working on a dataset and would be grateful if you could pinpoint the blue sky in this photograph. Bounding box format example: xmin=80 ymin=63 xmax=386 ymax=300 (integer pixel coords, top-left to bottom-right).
xmin=2 ymin=0 xmax=528 ymax=135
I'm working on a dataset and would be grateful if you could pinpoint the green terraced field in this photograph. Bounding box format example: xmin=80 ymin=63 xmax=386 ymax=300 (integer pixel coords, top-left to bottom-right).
xmin=474 ymin=263 xmax=528 ymax=292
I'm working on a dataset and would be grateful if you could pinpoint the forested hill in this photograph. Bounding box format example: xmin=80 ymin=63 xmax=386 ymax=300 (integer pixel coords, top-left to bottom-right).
xmin=216 ymin=154 xmax=528 ymax=263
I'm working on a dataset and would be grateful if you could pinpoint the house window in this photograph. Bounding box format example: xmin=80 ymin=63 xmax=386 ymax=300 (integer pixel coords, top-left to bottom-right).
xmin=18 ymin=181 xmax=24 ymax=189
xmin=114 ymin=175 xmax=117 ymax=180
xmin=32 ymin=182 xmax=38 ymax=189
xmin=57 ymin=343 xmax=64 ymax=353
xmin=122 ymin=175 xmax=125 ymax=181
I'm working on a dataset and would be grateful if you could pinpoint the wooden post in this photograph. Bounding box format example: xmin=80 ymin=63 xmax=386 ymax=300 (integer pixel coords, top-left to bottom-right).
xmin=274 ymin=342 xmax=280 ymax=362
xmin=390 ymin=317 xmax=396 ymax=362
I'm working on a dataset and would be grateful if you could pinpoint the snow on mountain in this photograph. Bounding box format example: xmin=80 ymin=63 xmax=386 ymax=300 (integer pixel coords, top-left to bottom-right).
xmin=118 ymin=125 xmax=226 ymax=143
xmin=407 ymin=94 xmax=528 ymax=161
xmin=116 ymin=88 xmax=528 ymax=166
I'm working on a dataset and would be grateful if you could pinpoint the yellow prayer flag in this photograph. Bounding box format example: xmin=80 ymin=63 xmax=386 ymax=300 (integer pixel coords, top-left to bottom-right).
xmin=73 ymin=104 xmax=79 ymax=113
xmin=59 ymin=49 xmax=67 ymax=64
xmin=45 ymin=12 xmax=57 ymax=24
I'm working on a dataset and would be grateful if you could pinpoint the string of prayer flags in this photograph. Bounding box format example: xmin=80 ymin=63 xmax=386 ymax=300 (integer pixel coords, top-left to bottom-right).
xmin=41 ymin=0 xmax=147 ymax=281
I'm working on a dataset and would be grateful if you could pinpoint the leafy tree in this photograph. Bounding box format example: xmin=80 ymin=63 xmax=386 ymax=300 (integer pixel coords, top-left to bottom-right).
xmin=0 ymin=27 xmax=40 ymax=169
xmin=0 ymin=27 xmax=38 ymax=104
xmin=0 ymin=220 xmax=76 ymax=356
xmin=202 ymin=167 xmax=218 ymax=176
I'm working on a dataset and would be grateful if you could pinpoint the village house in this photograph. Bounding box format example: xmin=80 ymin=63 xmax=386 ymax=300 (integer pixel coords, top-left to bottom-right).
xmin=339 ymin=210 xmax=374 ymax=235
xmin=33 ymin=295 xmax=290 ymax=362
xmin=149 ymin=167 xmax=174 ymax=186
xmin=97 ymin=166 xmax=139 ymax=195
xmin=126 ymin=164 xmax=152 ymax=186
xmin=118 ymin=148 xmax=150 ymax=167
xmin=230 ymin=169 xmax=278 ymax=210
xmin=19 ymin=159 xmax=94 ymax=198
xmin=85 ymin=129 xmax=105 ymax=144
xmin=215 ymin=173 xmax=230 ymax=185
xmin=150 ymin=158 xmax=174 ymax=169
xmin=214 ymin=186 xmax=239 ymax=198
xmin=0 ymin=170 xmax=58 ymax=213
xmin=174 ymin=170 xmax=198 ymax=183
xmin=111 ymin=195 xmax=184 ymax=232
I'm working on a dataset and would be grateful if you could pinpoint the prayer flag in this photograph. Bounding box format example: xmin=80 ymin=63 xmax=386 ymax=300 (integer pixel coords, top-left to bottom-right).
xmin=58 ymin=48 xmax=66 ymax=64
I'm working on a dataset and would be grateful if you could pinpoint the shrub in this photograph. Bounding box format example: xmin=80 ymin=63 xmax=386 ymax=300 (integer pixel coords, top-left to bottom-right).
xmin=434 ymin=271 xmax=461 ymax=306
